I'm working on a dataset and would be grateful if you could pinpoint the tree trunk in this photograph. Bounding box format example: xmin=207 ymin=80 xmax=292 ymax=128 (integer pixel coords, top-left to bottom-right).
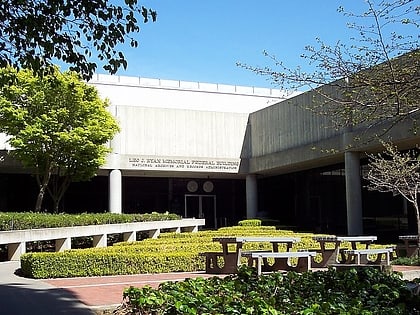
xmin=34 ymin=164 xmax=53 ymax=212
xmin=48 ymin=173 xmax=72 ymax=213
xmin=415 ymin=200 xmax=420 ymax=254
xmin=35 ymin=174 xmax=50 ymax=212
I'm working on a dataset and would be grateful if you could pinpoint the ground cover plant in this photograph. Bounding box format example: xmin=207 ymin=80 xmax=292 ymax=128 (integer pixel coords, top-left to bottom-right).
xmin=120 ymin=266 xmax=420 ymax=314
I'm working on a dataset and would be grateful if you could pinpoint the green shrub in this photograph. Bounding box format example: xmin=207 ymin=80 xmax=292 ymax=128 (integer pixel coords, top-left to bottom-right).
xmin=21 ymin=250 xmax=205 ymax=278
xmin=238 ymin=219 xmax=261 ymax=226
xmin=0 ymin=211 xmax=180 ymax=231
xmin=122 ymin=266 xmax=420 ymax=314
xmin=19 ymin=224 xmax=397 ymax=279
xmin=392 ymin=256 xmax=420 ymax=266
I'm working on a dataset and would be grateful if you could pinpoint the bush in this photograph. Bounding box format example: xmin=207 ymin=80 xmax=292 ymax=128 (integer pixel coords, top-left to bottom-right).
xmin=122 ymin=266 xmax=420 ymax=314
xmin=20 ymin=223 xmax=396 ymax=279
xmin=392 ymin=256 xmax=420 ymax=266
xmin=0 ymin=211 xmax=180 ymax=231
xmin=237 ymin=219 xmax=261 ymax=226
xmin=20 ymin=250 xmax=205 ymax=278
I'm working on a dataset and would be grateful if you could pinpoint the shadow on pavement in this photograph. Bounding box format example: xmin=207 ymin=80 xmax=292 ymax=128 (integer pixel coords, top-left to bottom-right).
xmin=0 ymin=283 xmax=95 ymax=315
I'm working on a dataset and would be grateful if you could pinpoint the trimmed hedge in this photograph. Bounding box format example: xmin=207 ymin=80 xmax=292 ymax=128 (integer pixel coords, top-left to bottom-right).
xmin=0 ymin=211 xmax=180 ymax=231
xmin=21 ymin=250 xmax=204 ymax=278
xmin=237 ymin=219 xmax=261 ymax=226
xmin=20 ymin=225 xmax=396 ymax=279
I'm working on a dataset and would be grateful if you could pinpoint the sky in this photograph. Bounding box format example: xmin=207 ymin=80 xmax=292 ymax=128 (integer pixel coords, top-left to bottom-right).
xmin=93 ymin=0 xmax=417 ymax=89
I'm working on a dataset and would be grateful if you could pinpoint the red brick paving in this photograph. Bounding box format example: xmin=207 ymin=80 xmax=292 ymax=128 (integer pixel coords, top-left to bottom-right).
xmin=45 ymin=271 xmax=220 ymax=307
xmin=44 ymin=266 xmax=420 ymax=309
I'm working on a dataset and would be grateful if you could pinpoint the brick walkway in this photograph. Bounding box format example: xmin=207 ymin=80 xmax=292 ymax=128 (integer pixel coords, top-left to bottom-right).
xmin=43 ymin=265 xmax=420 ymax=311
xmin=44 ymin=271 xmax=219 ymax=309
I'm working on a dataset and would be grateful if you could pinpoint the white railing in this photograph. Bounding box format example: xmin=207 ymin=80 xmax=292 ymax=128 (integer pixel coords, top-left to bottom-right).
xmin=0 ymin=218 xmax=205 ymax=260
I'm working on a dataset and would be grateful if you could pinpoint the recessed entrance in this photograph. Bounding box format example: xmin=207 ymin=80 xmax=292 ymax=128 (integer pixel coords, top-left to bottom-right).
xmin=184 ymin=194 xmax=217 ymax=228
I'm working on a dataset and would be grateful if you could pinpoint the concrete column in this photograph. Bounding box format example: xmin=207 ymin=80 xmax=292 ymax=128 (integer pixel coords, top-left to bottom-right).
xmin=345 ymin=151 xmax=363 ymax=235
xmin=149 ymin=229 xmax=161 ymax=239
xmin=93 ymin=234 xmax=107 ymax=247
xmin=8 ymin=242 xmax=25 ymax=261
xmin=109 ymin=169 xmax=122 ymax=214
xmin=246 ymin=174 xmax=258 ymax=218
xmin=123 ymin=231 xmax=136 ymax=242
xmin=55 ymin=237 xmax=71 ymax=252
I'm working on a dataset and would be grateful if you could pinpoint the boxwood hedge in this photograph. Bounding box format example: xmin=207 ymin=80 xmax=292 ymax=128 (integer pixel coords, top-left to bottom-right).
xmin=0 ymin=211 xmax=180 ymax=231
xmin=20 ymin=224 xmax=396 ymax=279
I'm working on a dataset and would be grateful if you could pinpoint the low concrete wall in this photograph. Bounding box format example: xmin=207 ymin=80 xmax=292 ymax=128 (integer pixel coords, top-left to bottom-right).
xmin=0 ymin=218 xmax=205 ymax=260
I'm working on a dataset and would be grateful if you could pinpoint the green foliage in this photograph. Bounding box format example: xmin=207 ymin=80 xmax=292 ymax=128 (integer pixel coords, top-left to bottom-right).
xmin=0 ymin=67 xmax=120 ymax=211
xmin=19 ymin=223 xmax=396 ymax=279
xmin=392 ymin=256 xmax=420 ymax=266
xmin=0 ymin=211 xmax=180 ymax=231
xmin=20 ymin=250 xmax=205 ymax=278
xmin=0 ymin=0 xmax=156 ymax=80
xmin=122 ymin=266 xmax=420 ymax=314
xmin=238 ymin=219 xmax=262 ymax=226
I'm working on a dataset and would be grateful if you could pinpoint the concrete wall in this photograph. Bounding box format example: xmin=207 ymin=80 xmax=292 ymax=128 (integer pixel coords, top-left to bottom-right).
xmin=87 ymin=75 xmax=294 ymax=174
xmin=247 ymin=91 xmax=340 ymax=156
xmin=111 ymin=105 xmax=249 ymax=158
xmin=246 ymin=87 xmax=420 ymax=176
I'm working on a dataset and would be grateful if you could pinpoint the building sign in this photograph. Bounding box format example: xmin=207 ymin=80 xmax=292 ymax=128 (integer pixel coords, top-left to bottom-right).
xmin=123 ymin=156 xmax=240 ymax=173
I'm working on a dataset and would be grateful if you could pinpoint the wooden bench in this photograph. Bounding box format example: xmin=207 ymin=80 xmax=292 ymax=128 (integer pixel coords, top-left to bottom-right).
xmin=244 ymin=251 xmax=317 ymax=275
xmin=343 ymin=248 xmax=394 ymax=265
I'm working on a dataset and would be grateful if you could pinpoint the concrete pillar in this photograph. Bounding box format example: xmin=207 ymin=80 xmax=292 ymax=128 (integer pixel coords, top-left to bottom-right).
xmin=109 ymin=169 xmax=122 ymax=214
xmin=149 ymin=229 xmax=161 ymax=239
xmin=123 ymin=231 xmax=136 ymax=242
xmin=8 ymin=242 xmax=25 ymax=261
xmin=93 ymin=234 xmax=107 ymax=247
xmin=246 ymin=174 xmax=258 ymax=218
xmin=345 ymin=151 xmax=363 ymax=235
xmin=55 ymin=238 xmax=71 ymax=252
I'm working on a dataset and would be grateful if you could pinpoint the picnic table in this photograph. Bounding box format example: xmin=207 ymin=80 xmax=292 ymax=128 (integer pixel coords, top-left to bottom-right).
xmin=397 ymin=235 xmax=419 ymax=258
xmin=201 ymin=236 xmax=301 ymax=274
xmin=311 ymin=235 xmax=378 ymax=267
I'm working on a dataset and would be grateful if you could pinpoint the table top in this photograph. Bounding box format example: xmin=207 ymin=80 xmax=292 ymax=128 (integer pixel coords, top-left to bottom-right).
xmin=212 ymin=236 xmax=301 ymax=243
xmin=399 ymin=235 xmax=419 ymax=240
xmin=336 ymin=236 xmax=377 ymax=242
xmin=312 ymin=235 xmax=377 ymax=242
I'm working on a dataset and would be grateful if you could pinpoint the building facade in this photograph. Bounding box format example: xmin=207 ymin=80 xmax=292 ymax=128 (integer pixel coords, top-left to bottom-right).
xmin=0 ymin=74 xmax=418 ymax=241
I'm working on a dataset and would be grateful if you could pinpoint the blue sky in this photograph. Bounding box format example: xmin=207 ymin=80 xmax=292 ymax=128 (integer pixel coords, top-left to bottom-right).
xmin=95 ymin=1 xmax=416 ymax=89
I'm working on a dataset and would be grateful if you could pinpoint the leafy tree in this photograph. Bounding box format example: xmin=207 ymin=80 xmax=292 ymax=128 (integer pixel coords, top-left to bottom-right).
xmin=365 ymin=141 xmax=420 ymax=243
xmin=239 ymin=0 xmax=419 ymax=134
xmin=0 ymin=0 xmax=156 ymax=80
xmin=0 ymin=67 xmax=120 ymax=212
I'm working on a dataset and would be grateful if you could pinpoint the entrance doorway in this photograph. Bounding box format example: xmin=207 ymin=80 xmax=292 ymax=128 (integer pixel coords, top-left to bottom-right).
xmin=184 ymin=194 xmax=217 ymax=228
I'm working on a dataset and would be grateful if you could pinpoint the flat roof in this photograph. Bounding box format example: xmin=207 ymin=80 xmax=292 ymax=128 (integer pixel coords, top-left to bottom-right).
xmin=89 ymin=74 xmax=299 ymax=99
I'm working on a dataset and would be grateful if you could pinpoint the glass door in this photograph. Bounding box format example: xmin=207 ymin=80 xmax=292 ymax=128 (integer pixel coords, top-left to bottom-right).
xmin=184 ymin=194 xmax=217 ymax=228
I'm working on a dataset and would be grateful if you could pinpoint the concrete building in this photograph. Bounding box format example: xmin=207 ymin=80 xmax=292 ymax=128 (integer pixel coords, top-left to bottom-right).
xmin=91 ymin=74 xmax=297 ymax=228
xmin=0 ymin=74 xmax=418 ymax=241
